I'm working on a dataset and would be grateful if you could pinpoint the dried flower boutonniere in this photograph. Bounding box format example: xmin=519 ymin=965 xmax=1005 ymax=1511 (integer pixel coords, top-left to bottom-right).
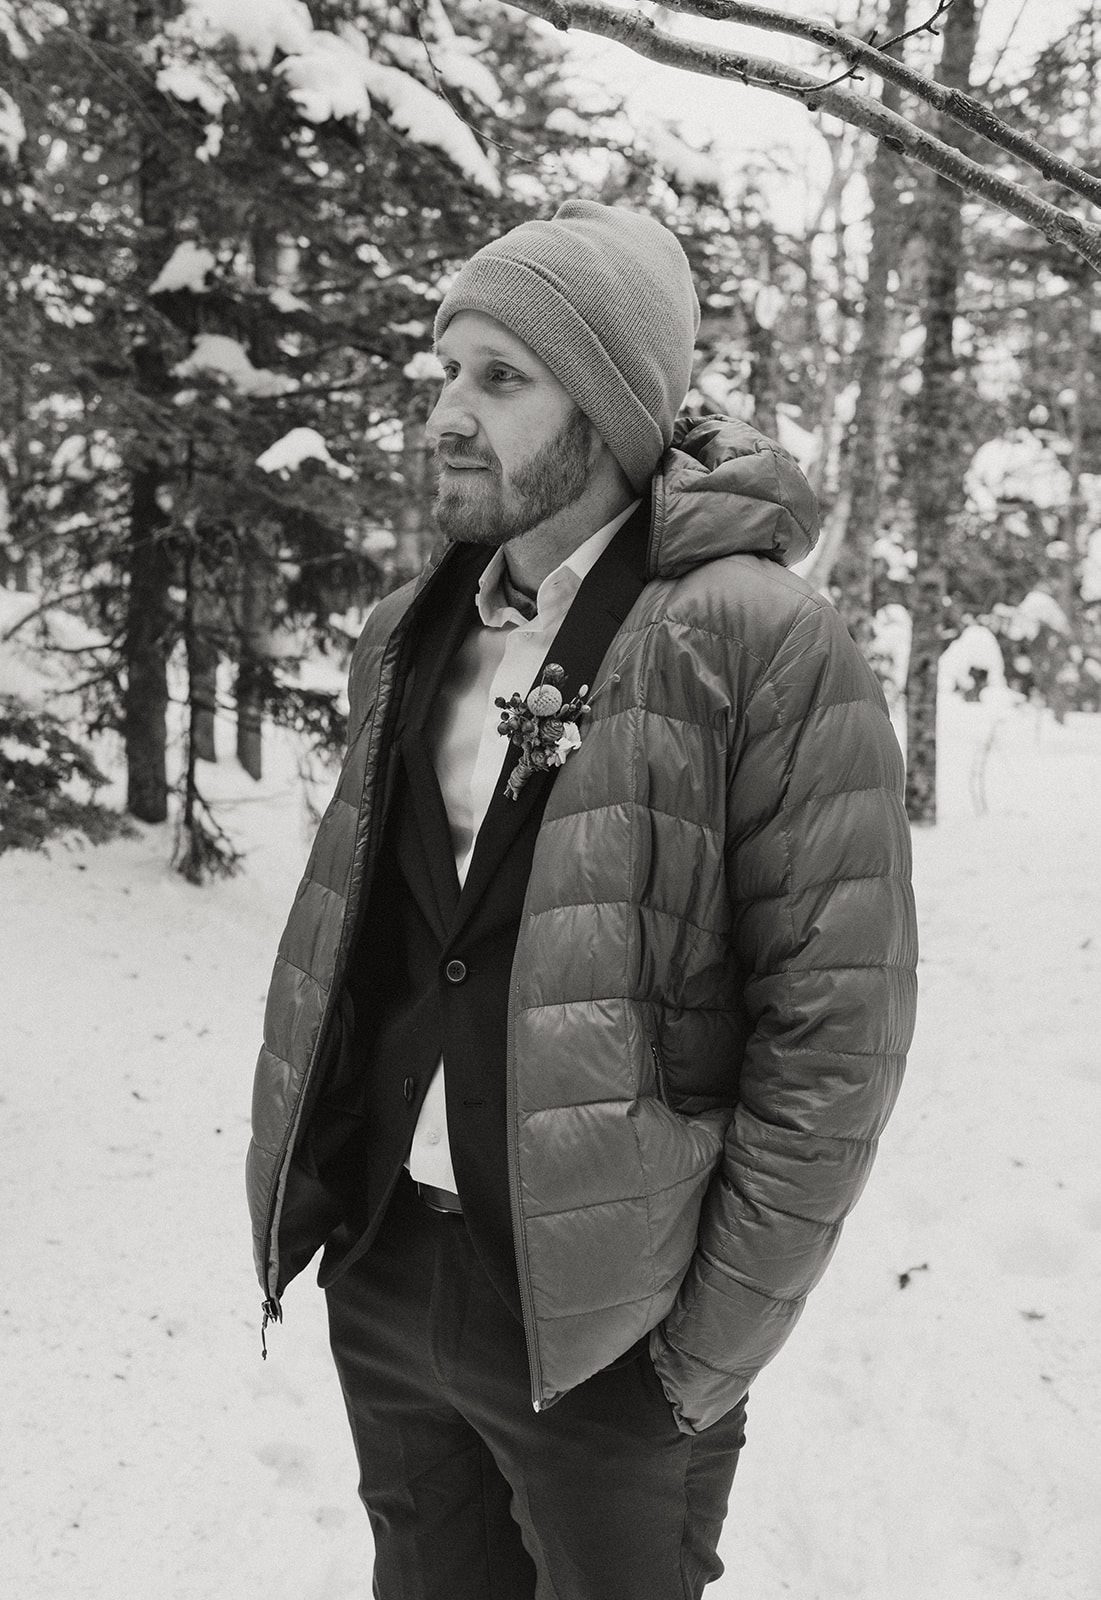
xmin=495 ymin=663 xmax=590 ymax=801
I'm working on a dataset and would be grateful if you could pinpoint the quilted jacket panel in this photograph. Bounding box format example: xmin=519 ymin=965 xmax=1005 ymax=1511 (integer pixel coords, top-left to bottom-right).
xmin=246 ymin=418 xmax=918 ymax=1432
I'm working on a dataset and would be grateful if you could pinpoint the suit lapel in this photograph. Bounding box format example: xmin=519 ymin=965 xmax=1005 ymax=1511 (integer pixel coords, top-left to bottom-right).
xmin=398 ymin=738 xmax=460 ymax=936
xmin=393 ymin=544 xmax=485 ymax=941
xmin=453 ymin=499 xmax=650 ymax=934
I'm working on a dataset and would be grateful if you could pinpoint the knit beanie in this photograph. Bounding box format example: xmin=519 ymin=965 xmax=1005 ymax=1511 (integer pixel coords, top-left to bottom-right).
xmin=433 ymin=201 xmax=700 ymax=494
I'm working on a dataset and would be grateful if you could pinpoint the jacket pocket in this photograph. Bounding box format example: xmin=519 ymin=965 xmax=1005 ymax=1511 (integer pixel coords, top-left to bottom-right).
xmin=648 ymin=1033 xmax=673 ymax=1109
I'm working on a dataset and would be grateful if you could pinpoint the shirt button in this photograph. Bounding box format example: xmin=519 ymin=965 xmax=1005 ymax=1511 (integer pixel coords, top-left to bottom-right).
xmin=403 ymin=1076 xmax=416 ymax=1103
xmin=445 ymin=959 xmax=467 ymax=984
xmin=426 ymin=1129 xmax=441 ymax=1146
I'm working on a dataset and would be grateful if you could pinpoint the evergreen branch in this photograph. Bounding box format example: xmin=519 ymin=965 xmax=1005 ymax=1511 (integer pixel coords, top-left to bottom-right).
xmin=413 ymin=5 xmax=538 ymax=165
xmin=504 ymin=0 xmax=1101 ymax=273
xmin=0 ymin=590 xmax=105 ymax=644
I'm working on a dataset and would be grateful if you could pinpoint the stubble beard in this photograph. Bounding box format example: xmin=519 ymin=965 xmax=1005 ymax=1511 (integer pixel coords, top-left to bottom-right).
xmin=433 ymin=407 xmax=595 ymax=546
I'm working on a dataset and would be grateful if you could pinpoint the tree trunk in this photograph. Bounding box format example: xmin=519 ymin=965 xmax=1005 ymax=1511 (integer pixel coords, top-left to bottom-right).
xmin=903 ymin=0 xmax=979 ymax=825
xmin=831 ymin=0 xmax=908 ymax=640
xmin=186 ymin=550 xmax=219 ymax=764
xmin=189 ymin=605 xmax=219 ymax=764
xmin=235 ymin=563 xmax=266 ymax=782
xmin=125 ymin=34 xmax=178 ymax=824
xmin=395 ymin=396 xmax=433 ymax=583
xmin=1059 ymin=279 xmax=1093 ymax=627
xmin=124 ymin=461 xmax=172 ymax=821
xmin=747 ymin=312 xmax=780 ymax=441
xmin=232 ymin=219 xmax=282 ymax=780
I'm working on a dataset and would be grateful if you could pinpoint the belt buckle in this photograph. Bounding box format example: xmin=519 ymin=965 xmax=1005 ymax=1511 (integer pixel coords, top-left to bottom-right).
xmin=417 ymin=1182 xmax=463 ymax=1216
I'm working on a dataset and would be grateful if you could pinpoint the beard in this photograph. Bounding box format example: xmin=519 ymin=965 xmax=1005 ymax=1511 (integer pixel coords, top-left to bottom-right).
xmin=432 ymin=406 xmax=595 ymax=546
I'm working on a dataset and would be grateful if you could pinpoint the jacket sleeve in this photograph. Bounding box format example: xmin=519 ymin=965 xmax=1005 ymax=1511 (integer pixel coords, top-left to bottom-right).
xmin=650 ymin=593 xmax=918 ymax=1432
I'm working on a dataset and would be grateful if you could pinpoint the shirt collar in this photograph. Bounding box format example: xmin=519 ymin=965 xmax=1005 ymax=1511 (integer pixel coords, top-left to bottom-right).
xmin=475 ymin=499 xmax=641 ymax=629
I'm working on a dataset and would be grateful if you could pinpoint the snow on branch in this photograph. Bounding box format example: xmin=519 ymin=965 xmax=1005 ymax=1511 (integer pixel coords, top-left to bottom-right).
xmin=162 ymin=0 xmax=501 ymax=194
xmin=506 ymin=0 xmax=1101 ymax=274
xmin=149 ymin=242 xmax=217 ymax=297
xmin=173 ymin=334 xmax=299 ymax=397
xmin=0 ymin=87 xmax=26 ymax=161
xmin=255 ymin=428 xmax=354 ymax=478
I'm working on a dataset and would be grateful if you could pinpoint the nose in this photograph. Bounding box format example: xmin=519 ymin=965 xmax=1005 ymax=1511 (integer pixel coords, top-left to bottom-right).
xmin=425 ymin=380 xmax=477 ymax=447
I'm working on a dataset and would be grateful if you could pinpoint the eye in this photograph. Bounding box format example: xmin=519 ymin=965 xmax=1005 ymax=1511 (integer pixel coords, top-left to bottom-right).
xmin=440 ymin=360 xmax=459 ymax=382
xmin=487 ymin=364 xmax=522 ymax=385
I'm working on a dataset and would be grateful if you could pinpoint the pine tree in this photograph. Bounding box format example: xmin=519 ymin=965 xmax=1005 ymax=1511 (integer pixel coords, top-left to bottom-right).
xmin=2 ymin=0 xmax=685 ymax=873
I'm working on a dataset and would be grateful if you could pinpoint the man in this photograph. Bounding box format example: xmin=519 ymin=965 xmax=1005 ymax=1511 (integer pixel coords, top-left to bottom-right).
xmin=247 ymin=201 xmax=918 ymax=1599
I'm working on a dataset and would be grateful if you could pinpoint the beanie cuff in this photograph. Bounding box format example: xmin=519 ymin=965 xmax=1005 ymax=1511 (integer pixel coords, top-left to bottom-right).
xmin=436 ymin=254 xmax=665 ymax=494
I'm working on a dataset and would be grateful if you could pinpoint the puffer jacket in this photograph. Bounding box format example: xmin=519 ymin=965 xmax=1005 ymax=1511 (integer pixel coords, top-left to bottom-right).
xmin=247 ymin=416 xmax=918 ymax=1434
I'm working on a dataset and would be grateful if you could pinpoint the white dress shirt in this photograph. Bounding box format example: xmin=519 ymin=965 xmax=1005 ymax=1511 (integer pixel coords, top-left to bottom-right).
xmin=406 ymin=501 xmax=640 ymax=1191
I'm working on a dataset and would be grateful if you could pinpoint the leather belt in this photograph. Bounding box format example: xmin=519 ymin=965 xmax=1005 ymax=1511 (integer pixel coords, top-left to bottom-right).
xmin=416 ymin=1182 xmax=463 ymax=1216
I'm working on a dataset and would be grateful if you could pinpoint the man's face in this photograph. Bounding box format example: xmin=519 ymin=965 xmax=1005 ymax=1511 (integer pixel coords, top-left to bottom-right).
xmin=427 ymin=311 xmax=597 ymax=546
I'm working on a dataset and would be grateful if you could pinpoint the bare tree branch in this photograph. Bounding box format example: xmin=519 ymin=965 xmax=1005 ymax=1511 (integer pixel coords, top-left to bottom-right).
xmin=506 ymin=0 xmax=1101 ymax=272
xmin=656 ymin=0 xmax=1101 ymax=209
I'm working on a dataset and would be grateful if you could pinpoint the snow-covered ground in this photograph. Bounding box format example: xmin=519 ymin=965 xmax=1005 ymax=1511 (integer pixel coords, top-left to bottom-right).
xmin=3 ymin=696 xmax=1099 ymax=1600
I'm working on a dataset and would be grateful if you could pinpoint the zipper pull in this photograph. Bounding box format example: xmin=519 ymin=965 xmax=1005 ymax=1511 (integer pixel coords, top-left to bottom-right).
xmin=260 ymin=1297 xmax=282 ymax=1359
xmin=649 ymin=1039 xmax=670 ymax=1106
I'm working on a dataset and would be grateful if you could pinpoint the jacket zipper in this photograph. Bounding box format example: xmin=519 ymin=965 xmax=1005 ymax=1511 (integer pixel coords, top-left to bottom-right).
xmin=256 ymin=566 xmax=438 ymax=1339
xmin=506 ymin=965 xmax=547 ymax=1412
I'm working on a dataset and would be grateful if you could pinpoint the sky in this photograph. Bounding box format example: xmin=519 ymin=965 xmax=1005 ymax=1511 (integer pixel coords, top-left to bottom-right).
xmin=560 ymin=0 xmax=1092 ymax=214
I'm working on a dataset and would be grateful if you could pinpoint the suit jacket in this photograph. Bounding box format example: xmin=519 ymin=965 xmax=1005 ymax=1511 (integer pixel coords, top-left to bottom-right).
xmin=297 ymin=505 xmax=651 ymax=1309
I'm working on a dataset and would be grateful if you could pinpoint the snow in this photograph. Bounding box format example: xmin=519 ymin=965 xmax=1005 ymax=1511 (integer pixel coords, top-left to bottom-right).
xmin=1 ymin=735 xmax=47 ymax=764
xmin=752 ymin=282 xmax=785 ymax=331
xmin=255 ymin=428 xmax=353 ymax=479
xmin=968 ymin=431 xmax=1073 ymax=517
xmin=269 ymin=286 xmax=311 ymax=315
xmin=353 ymin=52 xmax=500 ymax=196
xmin=165 ymin=0 xmax=501 ymax=191
xmin=344 ymin=524 xmax=396 ymax=559
xmin=544 ymin=105 xmax=592 ymax=139
xmin=278 ymin=31 xmax=374 ymax=125
xmin=1002 ymin=589 xmax=1070 ymax=640
xmin=2 ymin=686 xmax=1100 ymax=1598
xmin=154 ymin=58 xmax=234 ymax=121
xmin=0 ymin=85 xmax=26 ymax=161
xmin=638 ymin=122 xmax=723 ymax=194
xmin=873 ymin=533 xmax=918 ymax=583
xmin=938 ymin=623 xmax=1007 ymax=695
xmin=173 ymin=333 xmax=299 ymax=398
xmin=49 ymin=434 xmax=92 ymax=480
xmin=871 ymin=602 xmax=912 ymax=698
xmin=0 ymin=0 xmax=66 ymax=58
xmin=148 ymin=241 xmax=217 ymax=297
xmin=384 ymin=5 xmax=503 ymax=111
xmin=774 ymin=407 xmax=817 ymax=474
xmin=1082 ymin=528 xmax=1101 ymax=604
xmin=402 ymin=350 xmax=444 ymax=383
xmin=180 ymin=0 xmax=314 ymax=67
xmin=0 ymin=588 xmax=107 ymax=708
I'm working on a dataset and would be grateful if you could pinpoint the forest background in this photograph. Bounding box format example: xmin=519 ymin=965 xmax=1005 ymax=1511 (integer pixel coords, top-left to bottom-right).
xmin=3 ymin=0 xmax=1101 ymax=868
xmin=3 ymin=4 xmax=1101 ymax=1598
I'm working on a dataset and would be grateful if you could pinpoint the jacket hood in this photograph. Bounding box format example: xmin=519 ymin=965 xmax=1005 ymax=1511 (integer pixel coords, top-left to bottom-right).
xmin=647 ymin=415 xmax=819 ymax=579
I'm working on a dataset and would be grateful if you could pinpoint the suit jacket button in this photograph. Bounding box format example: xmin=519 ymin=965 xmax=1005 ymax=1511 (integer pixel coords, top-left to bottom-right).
xmin=445 ymin=959 xmax=467 ymax=984
xmin=403 ymin=1076 xmax=416 ymax=1103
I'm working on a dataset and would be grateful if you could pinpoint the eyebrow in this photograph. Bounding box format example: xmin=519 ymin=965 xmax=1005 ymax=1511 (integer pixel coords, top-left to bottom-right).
xmin=437 ymin=340 xmax=530 ymax=366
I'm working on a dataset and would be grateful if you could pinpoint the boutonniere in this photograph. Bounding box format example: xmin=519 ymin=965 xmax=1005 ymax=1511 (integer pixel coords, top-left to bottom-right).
xmin=495 ymin=663 xmax=590 ymax=801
